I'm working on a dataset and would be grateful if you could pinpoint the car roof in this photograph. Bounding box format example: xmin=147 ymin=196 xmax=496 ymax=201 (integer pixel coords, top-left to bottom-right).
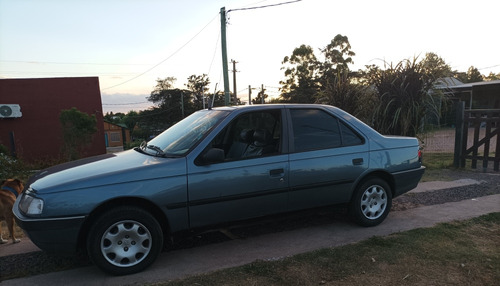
xmin=210 ymin=103 xmax=340 ymax=112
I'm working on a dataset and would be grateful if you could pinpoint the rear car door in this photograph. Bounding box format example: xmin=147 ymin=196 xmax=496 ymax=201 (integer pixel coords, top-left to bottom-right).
xmin=287 ymin=107 xmax=369 ymax=211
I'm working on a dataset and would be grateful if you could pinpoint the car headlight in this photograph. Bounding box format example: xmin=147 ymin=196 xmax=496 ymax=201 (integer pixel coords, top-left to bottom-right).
xmin=19 ymin=188 xmax=44 ymax=215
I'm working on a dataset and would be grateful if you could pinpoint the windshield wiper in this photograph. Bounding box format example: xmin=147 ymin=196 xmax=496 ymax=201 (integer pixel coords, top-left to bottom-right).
xmin=137 ymin=141 xmax=166 ymax=157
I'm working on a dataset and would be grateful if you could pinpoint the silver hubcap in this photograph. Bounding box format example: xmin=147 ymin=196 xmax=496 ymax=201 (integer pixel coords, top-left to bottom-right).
xmin=360 ymin=185 xmax=387 ymax=220
xmin=101 ymin=220 xmax=152 ymax=267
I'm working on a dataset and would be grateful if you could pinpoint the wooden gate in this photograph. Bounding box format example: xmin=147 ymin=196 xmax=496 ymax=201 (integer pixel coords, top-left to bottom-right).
xmin=454 ymin=102 xmax=500 ymax=171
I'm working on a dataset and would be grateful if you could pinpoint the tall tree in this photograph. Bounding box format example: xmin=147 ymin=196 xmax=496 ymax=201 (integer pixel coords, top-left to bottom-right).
xmin=186 ymin=74 xmax=210 ymax=110
xmin=148 ymin=77 xmax=177 ymax=106
xmin=466 ymin=66 xmax=483 ymax=83
xmin=252 ymin=89 xmax=268 ymax=104
xmin=484 ymin=72 xmax=500 ymax=81
xmin=315 ymin=34 xmax=370 ymax=117
xmin=279 ymin=44 xmax=319 ymax=103
xmin=145 ymin=76 xmax=194 ymax=133
xmin=316 ymin=70 xmax=373 ymax=121
xmin=420 ymin=52 xmax=453 ymax=79
xmin=122 ymin=111 xmax=139 ymax=130
xmin=319 ymin=34 xmax=355 ymax=79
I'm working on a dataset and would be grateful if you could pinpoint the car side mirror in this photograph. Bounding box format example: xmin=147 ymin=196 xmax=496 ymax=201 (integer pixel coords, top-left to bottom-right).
xmin=202 ymin=148 xmax=225 ymax=164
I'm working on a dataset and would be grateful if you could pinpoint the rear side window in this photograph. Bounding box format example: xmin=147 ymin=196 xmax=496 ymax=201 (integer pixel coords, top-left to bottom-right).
xmin=290 ymin=109 xmax=363 ymax=152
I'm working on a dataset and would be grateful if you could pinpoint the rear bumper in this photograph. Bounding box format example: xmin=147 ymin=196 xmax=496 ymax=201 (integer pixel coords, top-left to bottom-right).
xmin=13 ymin=199 xmax=85 ymax=253
xmin=392 ymin=166 xmax=426 ymax=197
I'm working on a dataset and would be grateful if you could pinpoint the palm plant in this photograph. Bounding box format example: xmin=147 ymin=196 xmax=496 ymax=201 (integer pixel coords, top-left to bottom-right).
xmin=365 ymin=57 xmax=445 ymax=137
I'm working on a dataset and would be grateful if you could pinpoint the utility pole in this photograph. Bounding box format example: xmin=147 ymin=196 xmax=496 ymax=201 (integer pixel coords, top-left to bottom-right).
xmin=261 ymin=84 xmax=265 ymax=104
xmin=231 ymin=59 xmax=238 ymax=103
xmin=180 ymin=91 xmax=184 ymax=118
xmin=220 ymin=7 xmax=230 ymax=106
xmin=248 ymin=85 xmax=252 ymax=105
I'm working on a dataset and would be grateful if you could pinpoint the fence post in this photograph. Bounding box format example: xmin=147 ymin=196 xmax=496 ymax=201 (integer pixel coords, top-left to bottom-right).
xmin=453 ymin=101 xmax=465 ymax=168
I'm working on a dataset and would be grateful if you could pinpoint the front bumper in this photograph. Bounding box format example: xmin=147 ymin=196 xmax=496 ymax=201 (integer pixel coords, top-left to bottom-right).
xmin=392 ymin=166 xmax=426 ymax=197
xmin=13 ymin=198 xmax=86 ymax=253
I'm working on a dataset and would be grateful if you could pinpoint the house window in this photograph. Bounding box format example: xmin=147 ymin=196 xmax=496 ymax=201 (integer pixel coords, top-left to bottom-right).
xmin=110 ymin=132 xmax=121 ymax=142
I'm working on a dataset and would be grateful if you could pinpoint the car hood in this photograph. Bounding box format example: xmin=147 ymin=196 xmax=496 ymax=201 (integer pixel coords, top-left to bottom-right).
xmin=28 ymin=149 xmax=187 ymax=194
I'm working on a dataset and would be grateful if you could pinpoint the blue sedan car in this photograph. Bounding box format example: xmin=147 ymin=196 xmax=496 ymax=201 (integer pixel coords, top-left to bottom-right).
xmin=14 ymin=104 xmax=424 ymax=275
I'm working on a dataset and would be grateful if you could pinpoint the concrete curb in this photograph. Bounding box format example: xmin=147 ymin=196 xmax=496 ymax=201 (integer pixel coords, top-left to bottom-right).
xmin=410 ymin=179 xmax=484 ymax=193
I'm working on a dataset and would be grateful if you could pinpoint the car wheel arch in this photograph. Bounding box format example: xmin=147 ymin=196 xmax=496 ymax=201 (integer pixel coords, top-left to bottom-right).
xmin=76 ymin=197 xmax=170 ymax=251
xmin=350 ymin=170 xmax=395 ymax=201
xmin=349 ymin=172 xmax=394 ymax=227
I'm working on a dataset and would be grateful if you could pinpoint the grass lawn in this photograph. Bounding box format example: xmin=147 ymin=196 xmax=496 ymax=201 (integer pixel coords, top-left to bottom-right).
xmin=155 ymin=213 xmax=500 ymax=286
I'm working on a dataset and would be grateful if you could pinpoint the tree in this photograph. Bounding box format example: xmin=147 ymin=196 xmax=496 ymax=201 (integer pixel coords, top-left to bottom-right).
xmin=186 ymin=74 xmax=210 ymax=110
xmin=148 ymin=77 xmax=177 ymax=106
xmin=252 ymin=89 xmax=268 ymax=104
xmin=466 ymin=66 xmax=483 ymax=83
xmin=484 ymin=72 xmax=500 ymax=81
xmin=314 ymin=34 xmax=370 ymax=117
xmin=279 ymin=34 xmax=362 ymax=110
xmin=420 ymin=52 xmax=453 ymax=79
xmin=316 ymin=70 xmax=374 ymax=121
xmin=318 ymin=34 xmax=355 ymax=81
xmin=59 ymin=107 xmax=97 ymax=160
xmin=121 ymin=111 xmax=139 ymax=130
xmin=279 ymin=44 xmax=319 ymax=103
xmin=142 ymin=76 xmax=196 ymax=135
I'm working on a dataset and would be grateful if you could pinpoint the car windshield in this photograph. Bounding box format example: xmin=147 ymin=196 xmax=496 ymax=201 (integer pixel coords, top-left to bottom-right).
xmin=144 ymin=109 xmax=228 ymax=156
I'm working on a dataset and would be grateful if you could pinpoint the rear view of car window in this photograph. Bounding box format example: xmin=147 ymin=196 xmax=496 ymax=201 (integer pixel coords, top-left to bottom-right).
xmin=290 ymin=109 xmax=363 ymax=152
xmin=340 ymin=121 xmax=364 ymax=146
xmin=290 ymin=109 xmax=341 ymax=152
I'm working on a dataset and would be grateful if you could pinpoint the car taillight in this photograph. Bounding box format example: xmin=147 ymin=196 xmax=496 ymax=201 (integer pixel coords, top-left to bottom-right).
xmin=418 ymin=149 xmax=422 ymax=163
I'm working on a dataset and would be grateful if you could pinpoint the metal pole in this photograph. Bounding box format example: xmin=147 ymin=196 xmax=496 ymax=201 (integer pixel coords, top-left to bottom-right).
xmin=453 ymin=101 xmax=465 ymax=168
xmin=232 ymin=60 xmax=237 ymax=103
xmin=261 ymin=84 xmax=265 ymax=104
xmin=248 ymin=85 xmax=252 ymax=105
xmin=220 ymin=7 xmax=230 ymax=106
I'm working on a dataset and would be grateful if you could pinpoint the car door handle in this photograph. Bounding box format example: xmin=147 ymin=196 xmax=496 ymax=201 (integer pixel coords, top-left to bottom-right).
xmin=269 ymin=168 xmax=284 ymax=176
xmin=352 ymin=158 xmax=364 ymax=165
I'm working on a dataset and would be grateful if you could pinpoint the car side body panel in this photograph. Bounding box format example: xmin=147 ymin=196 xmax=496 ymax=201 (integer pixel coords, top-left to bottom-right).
xmin=14 ymin=104 xmax=424 ymax=257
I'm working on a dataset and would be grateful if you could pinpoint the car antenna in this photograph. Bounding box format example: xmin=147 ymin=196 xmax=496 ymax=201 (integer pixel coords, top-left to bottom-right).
xmin=208 ymin=83 xmax=218 ymax=110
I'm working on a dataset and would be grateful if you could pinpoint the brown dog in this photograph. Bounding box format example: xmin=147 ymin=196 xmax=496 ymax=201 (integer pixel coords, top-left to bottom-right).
xmin=0 ymin=179 xmax=24 ymax=244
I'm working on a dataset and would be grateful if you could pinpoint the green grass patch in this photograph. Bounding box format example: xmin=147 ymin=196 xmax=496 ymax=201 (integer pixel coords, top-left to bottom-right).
xmin=422 ymin=152 xmax=454 ymax=170
xmin=156 ymin=213 xmax=500 ymax=286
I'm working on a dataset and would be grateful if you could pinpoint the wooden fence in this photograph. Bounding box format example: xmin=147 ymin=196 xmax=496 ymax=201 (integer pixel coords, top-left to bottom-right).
xmin=454 ymin=102 xmax=500 ymax=171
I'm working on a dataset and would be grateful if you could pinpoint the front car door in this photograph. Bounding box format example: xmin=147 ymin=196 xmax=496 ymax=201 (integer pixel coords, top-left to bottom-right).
xmin=186 ymin=108 xmax=289 ymax=228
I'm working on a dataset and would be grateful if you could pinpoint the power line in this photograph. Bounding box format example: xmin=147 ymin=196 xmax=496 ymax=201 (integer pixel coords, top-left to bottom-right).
xmin=102 ymin=102 xmax=149 ymax=106
xmin=478 ymin=64 xmax=500 ymax=71
xmin=228 ymin=0 xmax=301 ymax=12
xmin=1 ymin=71 xmax=138 ymax=76
xmin=102 ymin=13 xmax=219 ymax=91
xmin=207 ymin=27 xmax=221 ymax=80
xmin=0 ymin=60 xmax=150 ymax=66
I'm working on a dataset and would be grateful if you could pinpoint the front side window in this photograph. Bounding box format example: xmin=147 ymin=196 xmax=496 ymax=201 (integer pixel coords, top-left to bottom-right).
xmin=290 ymin=109 xmax=363 ymax=152
xmin=207 ymin=109 xmax=282 ymax=161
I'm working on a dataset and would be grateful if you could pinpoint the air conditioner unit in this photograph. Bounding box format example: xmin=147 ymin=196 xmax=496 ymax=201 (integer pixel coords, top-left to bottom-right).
xmin=0 ymin=104 xmax=22 ymax=118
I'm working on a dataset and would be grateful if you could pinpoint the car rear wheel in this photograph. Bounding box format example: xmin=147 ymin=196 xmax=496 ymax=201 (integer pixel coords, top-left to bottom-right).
xmin=350 ymin=177 xmax=392 ymax=227
xmin=87 ymin=206 xmax=163 ymax=275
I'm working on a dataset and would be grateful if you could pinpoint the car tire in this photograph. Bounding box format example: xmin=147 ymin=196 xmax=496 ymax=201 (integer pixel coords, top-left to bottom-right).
xmin=350 ymin=177 xmax=392 ymax=227
xmin=87 ymin=206 xmax=163 ymax=275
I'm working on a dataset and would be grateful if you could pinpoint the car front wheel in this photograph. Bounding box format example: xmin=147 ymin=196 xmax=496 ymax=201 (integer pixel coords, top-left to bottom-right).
xmin=350 ymin=177 xmax=392 ymax=227
xmin=87 ymin=206 xmax=163 ymax=275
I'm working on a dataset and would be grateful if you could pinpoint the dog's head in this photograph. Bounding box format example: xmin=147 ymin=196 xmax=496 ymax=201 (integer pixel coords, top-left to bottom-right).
xmin=1 ymin=179 xmax=24 ymax=198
